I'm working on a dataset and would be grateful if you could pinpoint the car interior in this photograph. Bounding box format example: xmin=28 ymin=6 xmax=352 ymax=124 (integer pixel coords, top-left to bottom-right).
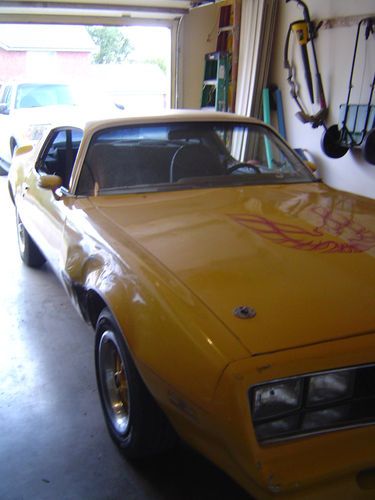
xmin=38 ymin=128 xmax=83 ymax=188
xmin=75 ymin=122 xmax=312 ymax=196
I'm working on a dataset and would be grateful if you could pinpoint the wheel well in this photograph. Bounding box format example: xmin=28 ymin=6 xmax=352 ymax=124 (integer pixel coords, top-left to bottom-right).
xmin=73 ymin=284 xmax=107 ymax=328
xmin=86 ymin=290 xmax=107 ymax=328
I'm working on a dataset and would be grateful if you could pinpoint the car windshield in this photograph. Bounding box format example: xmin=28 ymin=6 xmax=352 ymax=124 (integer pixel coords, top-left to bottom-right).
xmin=15 ymin=83 xmax=75 ymax=109
xmin=77 ymin=121 xmax=315 ymax=196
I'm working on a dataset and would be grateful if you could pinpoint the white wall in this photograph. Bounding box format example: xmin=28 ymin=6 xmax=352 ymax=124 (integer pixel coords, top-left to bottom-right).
xmin=270 ymin=0 xmax=375 ymax=199
xmin=178 ymin=3 xmax=220 ymax=108
xmin=178 ymin=1 xmax=375 ymax=199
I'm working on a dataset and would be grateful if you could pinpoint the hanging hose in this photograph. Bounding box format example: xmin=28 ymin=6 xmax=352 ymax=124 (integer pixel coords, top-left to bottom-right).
xmin=284 ymin=0 xmax=328 ymax=128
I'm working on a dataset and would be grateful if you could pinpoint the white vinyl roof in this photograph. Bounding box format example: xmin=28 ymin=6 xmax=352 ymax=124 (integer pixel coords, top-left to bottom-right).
xmin=0 ymin=1 xmax=199 ymax=25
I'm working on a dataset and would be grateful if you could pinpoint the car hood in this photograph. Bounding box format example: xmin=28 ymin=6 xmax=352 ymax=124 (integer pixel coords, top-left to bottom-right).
xmin=12 ymin=104 xmax=77 ymax=122
xmin=91 ymin=182 xmax=375 ymax=355
xmin=13 ymin=104 xmax=122 ymax=125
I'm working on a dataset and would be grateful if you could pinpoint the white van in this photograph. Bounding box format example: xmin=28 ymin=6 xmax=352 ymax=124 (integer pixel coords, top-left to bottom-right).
xmin=0 ymin=82 xmax=77 ymax=173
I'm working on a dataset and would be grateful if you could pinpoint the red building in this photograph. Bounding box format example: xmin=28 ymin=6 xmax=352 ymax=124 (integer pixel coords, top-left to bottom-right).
xmin=0 ymin=24 xmax=95 ymax=82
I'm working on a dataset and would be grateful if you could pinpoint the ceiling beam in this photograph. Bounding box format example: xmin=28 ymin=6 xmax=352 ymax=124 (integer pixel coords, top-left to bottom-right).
xmin=0 ymin=14 xmax=181 ymax=25
xmin=0 ymin=1 xmax=189 ymax=15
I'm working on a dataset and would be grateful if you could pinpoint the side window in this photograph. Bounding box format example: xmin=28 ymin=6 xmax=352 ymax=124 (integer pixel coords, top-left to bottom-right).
xmin=37 ymin=128 xmax=83 ymax=189
xmin=4 ymin=86 xmax=12 ymax=107
xmin=1 ymin=85 xmax=12 ymax=109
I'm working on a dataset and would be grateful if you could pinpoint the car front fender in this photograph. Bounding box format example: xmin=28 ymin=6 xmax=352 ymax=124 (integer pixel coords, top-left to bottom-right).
xmin=61 ymin=213 xmax=250 ymax=415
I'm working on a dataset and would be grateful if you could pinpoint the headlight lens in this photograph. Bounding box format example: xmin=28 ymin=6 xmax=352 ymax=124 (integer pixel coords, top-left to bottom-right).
xmin=302 ymin=405 xmax=351 ymax=430
xmin=26 ymin=123 xmax=50 ymax=141
xmin=252 ymin=379 xmax=302 ymax=420
xmin=250 ymin=364 xmax=375 ymax=444
xmin=307 ymin=371 xmax=354 ymax=406
xmin=19 ymin=123 xmax=50 ymax=145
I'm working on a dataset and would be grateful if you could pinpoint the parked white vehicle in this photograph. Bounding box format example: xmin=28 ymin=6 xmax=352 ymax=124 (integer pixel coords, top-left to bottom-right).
xmin=0 ymin=81 xmax=77 ymax=173
xmin=0 ymin=81 xmax=124 ymax=174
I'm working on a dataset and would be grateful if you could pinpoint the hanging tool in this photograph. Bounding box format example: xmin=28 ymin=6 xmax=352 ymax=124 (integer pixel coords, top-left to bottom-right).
xmin=284 ymin=0 xmax=328 ymax=128
xmin=263 ymin=84 xmax=287 ymax=140
xmin=291 ymin=20 xmax=314 ymax=103
xmin=321 ymin=17 xmax=375 ymax=163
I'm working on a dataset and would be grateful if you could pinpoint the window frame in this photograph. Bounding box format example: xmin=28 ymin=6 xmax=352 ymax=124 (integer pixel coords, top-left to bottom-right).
xmin=36 ymin=126 xmax=83 ymax=190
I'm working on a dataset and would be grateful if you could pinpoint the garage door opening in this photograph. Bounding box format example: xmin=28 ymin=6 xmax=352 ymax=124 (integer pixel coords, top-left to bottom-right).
xmin=0 ymin=22 xmax=172 ymax=168
xmin=89 ymin=25 xmax=172 ymax=112
xmin=0 ymin=23 xmax=172 ymax=114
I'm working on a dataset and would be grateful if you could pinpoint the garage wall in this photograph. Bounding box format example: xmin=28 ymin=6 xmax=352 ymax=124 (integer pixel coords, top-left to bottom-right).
xmin=270 ymin=0 xmax=375 ymax=199
xmin=178 ymin=3 xmax=220 ymax=108
xmin=178 ymin=0 xmax=374 ymax=200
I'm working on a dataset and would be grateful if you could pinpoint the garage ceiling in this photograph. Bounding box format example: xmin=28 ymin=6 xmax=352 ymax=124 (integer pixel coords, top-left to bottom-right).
xmin=0 ymin=0 xmax=209 ymax=24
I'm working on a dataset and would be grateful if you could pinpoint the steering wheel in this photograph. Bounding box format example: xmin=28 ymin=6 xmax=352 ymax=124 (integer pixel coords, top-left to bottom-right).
xmin=169 ymin=144 xmax=223 ymax=183
xmin=227 ymin=162 xmax=261 ymax=174
xmin=169 ymin=145 xmax=188 ymax=183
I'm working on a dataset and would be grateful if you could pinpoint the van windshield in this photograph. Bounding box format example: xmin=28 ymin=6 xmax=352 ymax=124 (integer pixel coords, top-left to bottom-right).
xmin=15 ymin=83 xmax=75 ymax=109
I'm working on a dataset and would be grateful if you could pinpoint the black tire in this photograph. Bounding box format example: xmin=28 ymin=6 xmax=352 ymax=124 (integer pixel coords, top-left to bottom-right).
xmin=16 ymin=212 xmax=46 ymax=268
xmin=95 ymin=308 xmax=176 ymax=458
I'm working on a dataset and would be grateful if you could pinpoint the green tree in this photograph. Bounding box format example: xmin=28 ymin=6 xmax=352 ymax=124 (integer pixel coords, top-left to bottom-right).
xmin=87 ymin=26 xmax=133 ymax=64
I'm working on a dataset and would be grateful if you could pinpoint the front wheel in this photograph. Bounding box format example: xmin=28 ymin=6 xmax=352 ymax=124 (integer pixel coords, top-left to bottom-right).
xmin=16 ymin=212 xmax=46 ymax=268
xmin=95 ymin=308 xmax=176 ymax=458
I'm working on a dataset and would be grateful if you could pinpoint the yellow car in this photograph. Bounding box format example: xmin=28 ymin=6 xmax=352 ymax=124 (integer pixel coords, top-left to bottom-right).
xmin=8 ymin=111 xmax=375 ymax=499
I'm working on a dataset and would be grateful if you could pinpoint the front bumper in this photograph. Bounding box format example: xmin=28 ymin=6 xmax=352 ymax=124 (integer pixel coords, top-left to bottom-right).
xmin=210 ymin=332 xmax=375 ymax=498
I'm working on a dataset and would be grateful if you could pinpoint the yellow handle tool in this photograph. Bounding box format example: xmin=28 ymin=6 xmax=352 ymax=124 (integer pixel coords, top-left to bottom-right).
xmin=292 ymin=20 xmax=314 ymax=103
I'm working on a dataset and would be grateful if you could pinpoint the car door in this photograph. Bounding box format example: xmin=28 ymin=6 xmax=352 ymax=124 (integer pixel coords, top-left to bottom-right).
xmin=20 ymin=127 xmax=83 ymax=275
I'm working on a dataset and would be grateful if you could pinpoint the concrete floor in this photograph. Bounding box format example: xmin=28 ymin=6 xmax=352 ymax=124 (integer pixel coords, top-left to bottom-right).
xmin=0 ymin=176 xmax=250 ymax=500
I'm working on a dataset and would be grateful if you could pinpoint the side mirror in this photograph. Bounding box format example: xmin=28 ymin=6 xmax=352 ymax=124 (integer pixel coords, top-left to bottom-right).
xmin=15 ymin=144 xmax=33 ymax=157
xmin=294 ymin=147 xmax=320 ymax=177
xmin=0 ymin=103 xmax=9 ymax=115
xmin=38 ymin=174 xmax=63 ymax=191
xmin=304 ymin=159 xmax=317 ymax=173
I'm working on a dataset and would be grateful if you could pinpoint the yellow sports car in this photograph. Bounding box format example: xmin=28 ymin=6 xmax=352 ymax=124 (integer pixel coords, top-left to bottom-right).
xmin=8 ymin=111 xmax=375 ymax=499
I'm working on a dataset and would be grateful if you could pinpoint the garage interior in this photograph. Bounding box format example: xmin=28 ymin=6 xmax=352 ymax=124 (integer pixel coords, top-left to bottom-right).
xmin=0 ymin=1 xmax=374 ymax=499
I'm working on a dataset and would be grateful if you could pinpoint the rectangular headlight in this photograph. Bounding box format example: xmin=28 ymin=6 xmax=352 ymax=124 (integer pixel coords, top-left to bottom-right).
xmin=25 ymin=123 xmax=50 ymax=142
xmin=249 ymin=364 xmax=375 ymax=444
xmin=302 ymin=405 xmax=351 ymax=431
xmin=252 ymin=379 xmax=303 ymax=421
xmin=307 ymin=371 xmax=355 ymax=407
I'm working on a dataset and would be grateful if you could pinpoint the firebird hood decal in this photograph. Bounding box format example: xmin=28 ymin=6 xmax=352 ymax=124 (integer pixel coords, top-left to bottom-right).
xmin=229 ymin=208 xmax=375 ymax=254
xmin=91 ymin=183 xmax=375 ymax=354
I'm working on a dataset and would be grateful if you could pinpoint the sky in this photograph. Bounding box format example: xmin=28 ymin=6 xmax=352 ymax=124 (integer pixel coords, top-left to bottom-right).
xmin=122 ymin=26 xmax=171 ymax=63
